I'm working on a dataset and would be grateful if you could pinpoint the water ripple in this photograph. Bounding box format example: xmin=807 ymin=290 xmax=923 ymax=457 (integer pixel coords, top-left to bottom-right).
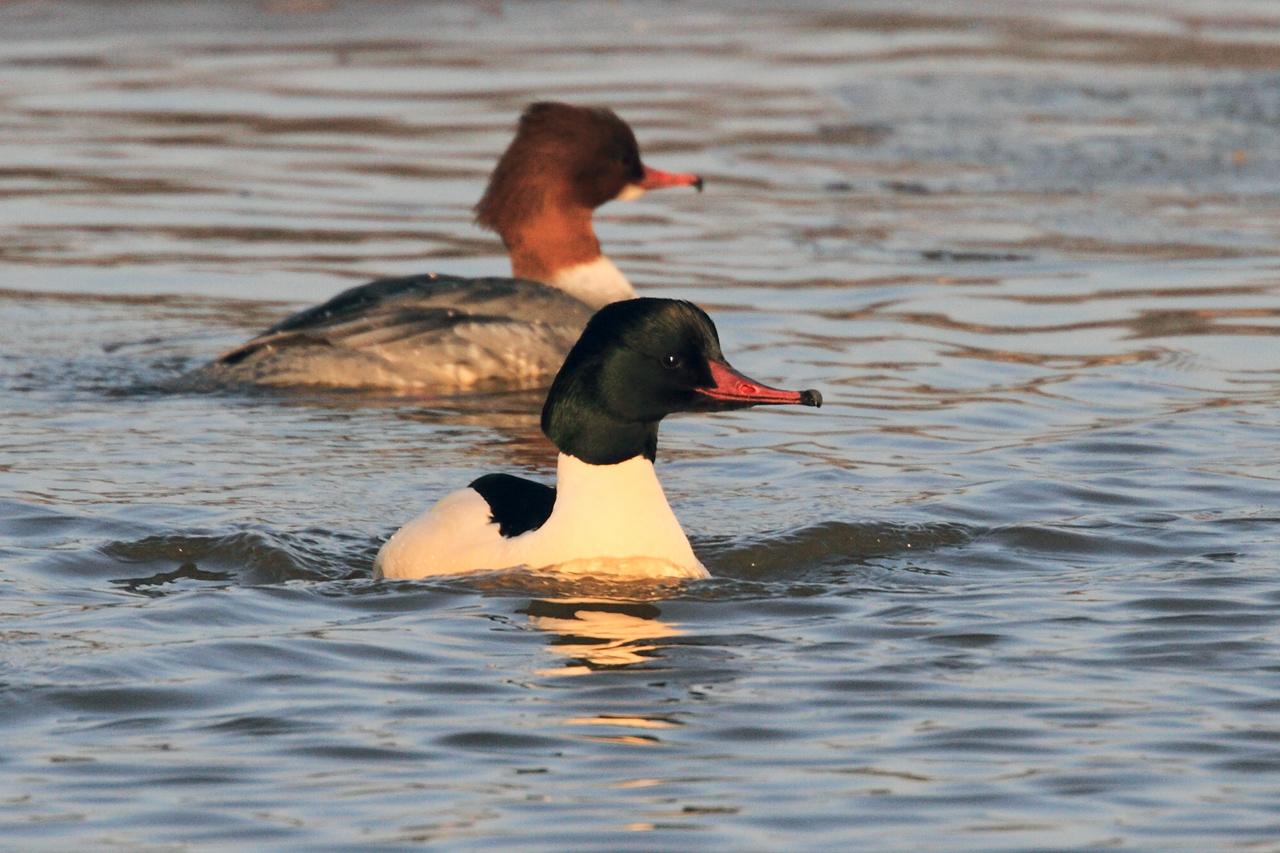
xmin=5 ymin=1 xmax=1280 ymax=850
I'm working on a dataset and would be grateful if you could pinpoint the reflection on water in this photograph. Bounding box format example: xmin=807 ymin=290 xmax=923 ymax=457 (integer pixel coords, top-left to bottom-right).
xmin=4 ymin=1 xmax=1280 ymax=849
xmin=523 ymin=599 xmax=681 ymax=676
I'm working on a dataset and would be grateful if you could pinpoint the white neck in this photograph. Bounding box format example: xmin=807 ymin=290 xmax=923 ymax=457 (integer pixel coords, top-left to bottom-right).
xmin=512 ymin=453 xmax=706 ymax=578
xmin=548 ymin=255 xmax=637 ymax=308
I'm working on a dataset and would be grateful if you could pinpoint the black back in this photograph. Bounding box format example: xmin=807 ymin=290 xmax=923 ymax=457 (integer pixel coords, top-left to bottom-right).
xmin=469 ymin=473 xmax=556 ymax=538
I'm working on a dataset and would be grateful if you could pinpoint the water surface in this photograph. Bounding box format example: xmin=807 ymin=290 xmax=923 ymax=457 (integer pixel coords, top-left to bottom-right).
xmin=4 ymin=1 xmax=1280 ymax=849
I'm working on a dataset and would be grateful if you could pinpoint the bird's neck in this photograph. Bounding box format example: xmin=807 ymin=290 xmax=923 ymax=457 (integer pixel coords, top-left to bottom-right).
xmin=503 ymin=209 xmax=636 ymax=307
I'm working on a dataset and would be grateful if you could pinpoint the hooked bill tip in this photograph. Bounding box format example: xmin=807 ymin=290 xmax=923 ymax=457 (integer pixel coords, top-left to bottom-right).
xmin=799 ymin=389 xmax=823 ymax=408
xmin=693 ymin=175 xmax=705 ymax=193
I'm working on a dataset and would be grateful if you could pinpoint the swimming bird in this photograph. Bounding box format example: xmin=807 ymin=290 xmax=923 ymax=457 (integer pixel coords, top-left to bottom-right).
xmin=374 ymin=298 xmax=822 ymax=580
xmin=200 ymin=102 xmax=703 ymax=391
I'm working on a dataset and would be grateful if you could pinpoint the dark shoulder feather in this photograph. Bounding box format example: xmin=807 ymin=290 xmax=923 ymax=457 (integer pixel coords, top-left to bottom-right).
xmin=265 ymin=273 xmax=511 ymax=335
xmin=468 ymin=473 xmax=556 ymax=538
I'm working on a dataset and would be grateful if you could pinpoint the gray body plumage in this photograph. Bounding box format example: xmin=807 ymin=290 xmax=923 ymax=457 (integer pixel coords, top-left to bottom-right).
xmin=200 ymin=274 xmax=593 ymax=391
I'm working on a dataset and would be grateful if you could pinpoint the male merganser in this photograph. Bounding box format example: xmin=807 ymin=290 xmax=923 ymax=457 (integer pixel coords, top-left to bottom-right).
xmin=374 ymin=298 xmax=822 ymax=580
xmin=199 ymin=102 xmax=702 ymax=391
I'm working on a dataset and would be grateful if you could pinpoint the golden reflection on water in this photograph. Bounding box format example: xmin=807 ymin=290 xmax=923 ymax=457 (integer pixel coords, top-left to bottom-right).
xmin=521 ymin=598 xmax=683 ymax=678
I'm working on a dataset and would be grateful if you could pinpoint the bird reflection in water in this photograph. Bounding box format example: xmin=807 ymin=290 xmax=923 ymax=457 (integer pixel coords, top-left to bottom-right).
xmin=518 ymin=597 xmax=682 ymax=677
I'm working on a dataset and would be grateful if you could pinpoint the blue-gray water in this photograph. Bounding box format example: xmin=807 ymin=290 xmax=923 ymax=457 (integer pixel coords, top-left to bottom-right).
xmin=3 ymin=1 xmax=1280 ymax=849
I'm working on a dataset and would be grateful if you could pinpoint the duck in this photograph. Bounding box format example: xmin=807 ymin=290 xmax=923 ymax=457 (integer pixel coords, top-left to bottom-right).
xmin=374 ymin=298 xmax=822 ymax=580
xmin=198 ymin=102 xmax=703 ymax=391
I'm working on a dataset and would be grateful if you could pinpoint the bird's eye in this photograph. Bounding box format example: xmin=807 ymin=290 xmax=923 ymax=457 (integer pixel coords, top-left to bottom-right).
xmin=662 ymin=354 xmax=682 ymax=370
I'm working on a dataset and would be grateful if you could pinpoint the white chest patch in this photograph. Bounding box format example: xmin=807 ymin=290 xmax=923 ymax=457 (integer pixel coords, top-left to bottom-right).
xmin=549 ymin=256 xmax=637 ymax=308
xmin=512 ymin=454 xmax=704 ymax=577
xmin=614 ymin=183 xmax=647 ymax=202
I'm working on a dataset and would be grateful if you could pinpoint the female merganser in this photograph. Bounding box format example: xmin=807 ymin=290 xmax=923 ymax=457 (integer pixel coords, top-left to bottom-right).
xmin=374 ymin=298 xmax=822 ymax=580
xmin=199 ymin=102 xmax=702 ymax=391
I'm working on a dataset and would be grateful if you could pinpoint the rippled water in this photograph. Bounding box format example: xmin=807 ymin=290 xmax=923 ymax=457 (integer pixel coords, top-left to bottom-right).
xmin=4 ymin=1 xmax=1280 ymax=849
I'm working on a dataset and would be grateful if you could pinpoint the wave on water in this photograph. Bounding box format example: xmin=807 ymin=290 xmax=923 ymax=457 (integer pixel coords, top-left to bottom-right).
xmin=66 ymin=507 xmax=1272 ymax=603
xmin=70 ymin=518 xmax=979 ymax=600
xmin=701 ymin=519 xmax=977 ymax=580
xmin=98 ymin=528 xmax=377 ymax=592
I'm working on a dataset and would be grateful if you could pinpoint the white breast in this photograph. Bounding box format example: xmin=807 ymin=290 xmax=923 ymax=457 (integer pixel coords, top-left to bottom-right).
xmin=513 ymin=454 xmax=705 ymax=577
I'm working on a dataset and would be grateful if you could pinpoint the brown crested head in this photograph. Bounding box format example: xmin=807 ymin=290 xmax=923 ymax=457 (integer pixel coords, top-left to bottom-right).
xmin=473 ymin=102 xmax=648 ymax=237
